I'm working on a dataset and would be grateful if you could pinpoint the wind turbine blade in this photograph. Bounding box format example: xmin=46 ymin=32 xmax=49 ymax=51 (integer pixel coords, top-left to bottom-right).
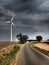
xmin=3 ymin=21 xmax=10 ymax=24
xmin=12 ymin=22 xmax=15 ymax=28
xmin=0 ymin=21 xmax=10 ymax=24
xmin=11 ymin=15 xmax=15 ymax=21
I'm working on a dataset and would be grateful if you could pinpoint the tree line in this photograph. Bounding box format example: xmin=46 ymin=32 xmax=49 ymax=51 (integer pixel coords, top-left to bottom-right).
xmin=16 ymin=33 xmax=43 ymax=43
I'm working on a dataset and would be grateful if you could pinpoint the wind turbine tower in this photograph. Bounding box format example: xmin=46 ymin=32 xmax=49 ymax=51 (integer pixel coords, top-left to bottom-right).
xmin=10 ymin=15 xmax=15 ymax=41
xmin=0 ymin=15 xmax=15 ymax=42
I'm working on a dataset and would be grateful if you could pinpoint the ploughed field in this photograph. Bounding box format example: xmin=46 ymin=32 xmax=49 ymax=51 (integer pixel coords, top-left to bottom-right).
xmin=0 ymin=42 xmax=17 ymax=50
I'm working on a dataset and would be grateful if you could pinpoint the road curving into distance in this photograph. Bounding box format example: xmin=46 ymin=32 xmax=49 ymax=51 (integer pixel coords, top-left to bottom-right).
xmin=16 ymin=43 xmax=49 ymax=65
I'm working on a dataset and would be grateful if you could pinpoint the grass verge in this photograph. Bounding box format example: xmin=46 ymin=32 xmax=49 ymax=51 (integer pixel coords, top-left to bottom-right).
xmin=0 ymin=45 xmax=20 ymax=65
xmin=31 ymin=44 xmax=49 ymax=57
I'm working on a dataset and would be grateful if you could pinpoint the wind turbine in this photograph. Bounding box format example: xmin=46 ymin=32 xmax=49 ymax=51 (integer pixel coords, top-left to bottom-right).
xmin=0 ymin=15 xmax=15 ymax=42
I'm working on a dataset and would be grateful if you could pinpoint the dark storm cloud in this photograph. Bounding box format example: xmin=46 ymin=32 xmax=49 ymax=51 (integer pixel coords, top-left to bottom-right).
xmin=1 ymin=11 xmax=49 ymax=32
xmin=0 ymin=9 xmax=49 ymax=27
xmin=0 ymin=0 xmax=49 ymax=13
xmin=0 ymin=0 xmax=49 ymax=41
xmin=0 ymin=11 xmax=5 ymax=17
xmin=14 ymin=13 xmax=49 ymax=33
xmin=1 ymin=0 xmax=36 ymax=13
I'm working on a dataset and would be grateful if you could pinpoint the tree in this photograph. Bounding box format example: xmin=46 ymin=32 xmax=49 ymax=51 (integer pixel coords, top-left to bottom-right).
xmin=16 ymin=33 xmax=22 ymax=43
xmin=16 ymin=33 xmax=28 ymax=43
xmin=36 ymin=36 xmax=43 ymax=42
xmin=47 ymin=39 xmax=49 ymax=41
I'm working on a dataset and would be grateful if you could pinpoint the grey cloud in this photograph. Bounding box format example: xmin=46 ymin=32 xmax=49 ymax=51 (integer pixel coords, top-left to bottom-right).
xmin=0 ymin=10 xmax=49 ymax=30
xmin=0 ymin=0 xmax=49 ymax=41
xmin=0 ymin=0 xmax=49 ymax=13
xmin=0 ymin=11 xmax=5 ymax=17
xmin=14 ymin=13 xmax=49 ymax=25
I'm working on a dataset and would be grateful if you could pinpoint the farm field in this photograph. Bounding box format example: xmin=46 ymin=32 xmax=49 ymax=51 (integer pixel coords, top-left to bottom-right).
xmin=0 ymin=42 xmax=17 ymax=50
xmin=34 ymin=43 xmax=49 ymax=51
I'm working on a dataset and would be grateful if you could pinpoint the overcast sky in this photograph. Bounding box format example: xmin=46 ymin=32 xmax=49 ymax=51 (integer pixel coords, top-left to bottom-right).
xmin=0 ymin=0 xmax=49 ymax=41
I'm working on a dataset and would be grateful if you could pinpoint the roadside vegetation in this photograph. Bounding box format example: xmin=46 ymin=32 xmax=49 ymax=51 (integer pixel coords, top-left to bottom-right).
xmin=30 ymin=41 xmax=49 ymax=57
xmin=29 ymin=35 xmax=49 ymax=57
xmin=0 ymin=44 xmax=20 ymax=65
xmin=32 ymin=44 xmax=49 ymax=56
xmin=0 ymin=33 xmax=26 ymax=65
